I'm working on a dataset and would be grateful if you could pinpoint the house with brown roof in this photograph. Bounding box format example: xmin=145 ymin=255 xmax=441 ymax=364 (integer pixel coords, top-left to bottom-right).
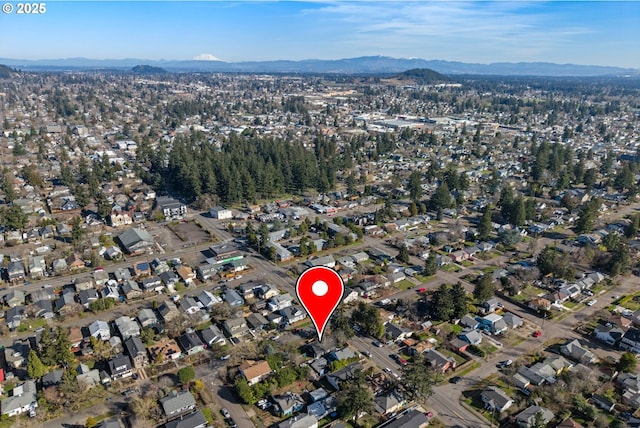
xmin=66 ymin=253 xmax=85 ymax=270
xmin=148 ymin=338 xmax=182 ymax=362
xmin=239 ymin=360 xmax=272 ymax=385
xmin=176 ymin=266 xmax=196 ymax=285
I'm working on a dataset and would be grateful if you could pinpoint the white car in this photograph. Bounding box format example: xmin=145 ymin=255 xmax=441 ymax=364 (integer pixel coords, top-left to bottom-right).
xmin=587 ymin=300 xmax=597 ymax=306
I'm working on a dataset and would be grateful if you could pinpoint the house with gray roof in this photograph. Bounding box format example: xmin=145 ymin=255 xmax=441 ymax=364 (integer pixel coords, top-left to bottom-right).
xmin=199 ymin=324 xmax=226 ymax=346
xmin=164 ymin=410 xmax=207 ymax=428
xmin=114 ymin=316 xmax=140 ymax=340
xmin=159 ymin=390 xmax=196 ymax=419
xmin=481 ymin=387 xmax=514 ymax=413
xmin=1 ymin=381 xmax=37 ymax=417
xmin=515 ymin=405 xmax=554 ymax=427
xmin=124 ymin=336 xmax=148 ymax=368
xmin=116 ymin=227 xmax=155 ymax=255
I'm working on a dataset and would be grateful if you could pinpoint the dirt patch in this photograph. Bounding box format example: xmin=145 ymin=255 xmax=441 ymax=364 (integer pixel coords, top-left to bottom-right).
xmin=168 ymin=221 xmax=211 ymax=246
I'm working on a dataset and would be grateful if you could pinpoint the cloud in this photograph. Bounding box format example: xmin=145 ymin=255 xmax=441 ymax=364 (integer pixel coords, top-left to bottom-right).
xmin=302 ymin=1 xmax=592 ymax=62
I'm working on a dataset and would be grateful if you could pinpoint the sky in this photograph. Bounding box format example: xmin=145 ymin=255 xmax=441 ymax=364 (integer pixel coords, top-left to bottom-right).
xmin=1 ymin=1 xmax=639 ymax=68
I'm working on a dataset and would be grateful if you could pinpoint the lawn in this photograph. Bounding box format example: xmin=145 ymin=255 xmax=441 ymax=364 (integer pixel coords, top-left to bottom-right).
xmin=456 ymin=361 xmax=481 ymax=377
xmin=564 ymin=300 xmax=582 ymax=309
xmin=396 ymin=279 xmax=415 ymax=291
xmin=17 ymin=317 xmax=47 ymax=333
xmin=510 ymin=285 xmax=547 ymax=303
xmin=460 ymin=260 xmax=474 ymax=268
xmin=617 ymin=293 xmax=640 ymax=311
xmin=442 ymin=264 xmax=462 ymax=273
xmin=414 ymin=274 xmax=436 ymax=283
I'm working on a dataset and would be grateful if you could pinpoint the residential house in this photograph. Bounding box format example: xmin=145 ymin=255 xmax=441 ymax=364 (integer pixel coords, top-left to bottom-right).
xmin=159 ymin=390 xmax=196 ymax=419
xmin=503 ymin=313 xmax=523 ymax=329
xmin=158 ymin=300 xmax=181 ymax=323
xmin=199 ymin=325 xmax=226 ymax=347
xmin=276 ymin=413 xmax=318 ymax=428
xmin=179 ymin=297 xmax=201 ymax=315
xmin=76 ymin=363 xmax=101 ymax=388
xmin=326 ymin=362 xmax=363 ymax=390
xmin=74 ymin=276 xmax=95 ymax=291
xmin=246 ymin=312 xmax=269 ymax=331
xmin=268 ymin=293 xmax=293 ymax=312
xmin=52 ymin=258 xmax=68 ymax=275
xmin=515 ymin=406 xmax=554 ymax=428
xmin=305 ymin=255 xmax=336 ymax=268
xmin=560 ymin=339 xmax=598 ymax=364
xmin=55 ymin=292 xmax=77 ymax=316
xmin=141 ymin=276 xmax=162 ymax=292
xmin=93 ymin=269 xmax=109 ymax=286
xmin=460 ymin=314 xmax=479 ymax=330
xmin=382 ymin=412 xmax=429 ymax=428
xmin=196 ymin=290 xmax=222 ymax=309
xmin=114 ymin=316 xmax=141 ymax=340
xmin=78 ymin=288 xmax=98 ymax=308
xmin=620 ymin=328 xmax=640 ymax=354
xmin=42 ymin=370 xmax=64 ymax=388
xmin=124 ymin=336 xmax=149 ymax=368
xmin=101 ymin=285 xmax=120 ymax=300
xmin=32 ymin=299 xmax=54 ymax=319
xmin=121 ymin=280 xmax=143 ymax=300
xmin=3 ymin=290 xmax=25 ymax=307
xmin=164 ymin=410 xmax=208 ymax=428
xmin=6 ymin=306 xmax=26 ymax=330
xmin=137 ymin=308 xmax=159 ymax=329
xmin=176 ymin=266 xmax=195 ymax=285
xmin=240 ymin=360 xmax=272 ymax=385
xmin=280 ymin=306 xmax=306 ymax=325
xmin=481 ymin=387 xmax=514 ymax=413
xmin=196 ymin=262 xmax=218 ymax=281
xmin=481 ymin=298 xmax=501 ymax=314
xmin=133 ymin=261 xmax=152 ymax=277
xmin=177 ymin=332 xmax=205 ymax=356
xmin=89 ymin=320 xmax=111 ymax=341
xmin=148 ymin=338 xmax=182 ymax=362
xmin=425 ymin=349 xmax=456 ymax=373
xmin=593 ymin=325 xmax=625 ymax=346
xmin=0 ymin=381 xmax=37 ymax=417
xmin=107 ymin=354 xmax=133 ymax=380
xmin=479 ymin=313 xmax=507 ymax=335
xmin=385 ymin=322 xmax=412 ymax=342
xmin=6 ymin=261 xmax=25 ymax=283
xmin=374 ymin=389 xmax=406 ymax=415
xmin=590 ymin=394 xmax=615 ymax=413
xmin=66 ymin=253 xmax=85 ymax=270
xmin=223 ymin=289 xmax=244 ymax=307
xmin=459 ymin=329 xmax=483 ymax=345
xmin=271 ymin=392 xmax=305 ymax=416
xmin=222 ymin=317 xmax=250 ymax=339
xmin=28 ymin=255 xmax=46 ymax=279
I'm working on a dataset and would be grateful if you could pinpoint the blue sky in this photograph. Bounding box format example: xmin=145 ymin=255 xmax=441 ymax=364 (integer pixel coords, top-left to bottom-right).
xmin=1 ymin=1 xmax=639 ymax=68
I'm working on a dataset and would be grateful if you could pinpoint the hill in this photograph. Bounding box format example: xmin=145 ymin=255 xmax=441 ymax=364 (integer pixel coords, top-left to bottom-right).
xmin=131 ymin=65 xmax=167 ymax=74
xmin=0 ymin=64 xmax=17 ymax=78
xmin=395 ymin=68 xmax=451 ymax=84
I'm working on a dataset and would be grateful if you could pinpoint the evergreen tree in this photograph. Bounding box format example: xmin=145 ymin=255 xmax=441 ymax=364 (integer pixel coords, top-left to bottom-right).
xmin=408 ymin=171 xmax=422 ymax=202
xmin=432 ymin=284 xmax=454 ymax=321
xmin=27 ymin=349 xmax=46 ymax=379
xmin=400 ymin=355 xmax=436 ymax=400
xmin=473 ymin=276 xmax=494 ymax=302
xmin=451 ymin=282 xmax=468 ymax=318
xmin=430 ymin=182 xmax=451 ymax=210
xmin=397 ymin=244 xmax=410 ymax=264
xmin=478 ymin=205 xmax=492 ymax=240
xmin=424 ymin=253 xmax=437 ymax=276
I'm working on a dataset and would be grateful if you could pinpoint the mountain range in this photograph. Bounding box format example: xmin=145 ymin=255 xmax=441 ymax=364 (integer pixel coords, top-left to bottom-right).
xmin=0 ymin=56 xmax=638 ymax=77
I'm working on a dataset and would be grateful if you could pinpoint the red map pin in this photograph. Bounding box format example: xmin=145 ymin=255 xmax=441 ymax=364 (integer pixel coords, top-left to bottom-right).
xmin=296 ymin=266 xmax=345 ymax=342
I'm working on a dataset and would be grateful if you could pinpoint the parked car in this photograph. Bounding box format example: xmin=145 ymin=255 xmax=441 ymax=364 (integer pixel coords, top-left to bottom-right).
xmin=497 ymin=359 xmax=513 ymax=368
xmin=450 ymin=376 xmax=462 ymax=384
xmin=221 ymin=408 xmax=231 ymax=419
xmin=532 ymin=330 xmax=542 ymax=337
xmin=372 ymin=340 xmax=383 ymax=348
xmin=586 ymin=299 xmax=597 ymax=306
